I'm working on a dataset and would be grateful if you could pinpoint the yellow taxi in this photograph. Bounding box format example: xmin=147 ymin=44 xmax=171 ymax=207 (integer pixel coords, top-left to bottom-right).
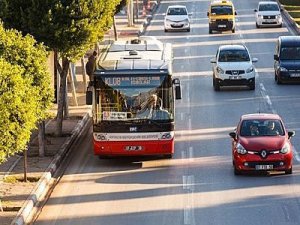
xmin=207 ymin=0 xmax=237 ymax=34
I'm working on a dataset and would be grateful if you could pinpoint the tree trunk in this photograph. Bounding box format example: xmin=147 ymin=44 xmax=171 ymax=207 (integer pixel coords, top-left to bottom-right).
xmin=38 ymin=121 xmax=45 ymax=157
xmin=127 ymin=0 xmax=134 ymax=27
xmin=113 ymin=16 xmax=118 ymax=41
xmin=55 ymin=56 xmax=70 ymax=136
xmin=23 ymin=147 xmax=28 ymax=182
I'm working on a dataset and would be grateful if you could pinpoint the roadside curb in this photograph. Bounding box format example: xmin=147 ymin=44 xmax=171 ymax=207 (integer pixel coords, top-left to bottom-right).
xmin=10 ymin=112 xmax=91 ymax=225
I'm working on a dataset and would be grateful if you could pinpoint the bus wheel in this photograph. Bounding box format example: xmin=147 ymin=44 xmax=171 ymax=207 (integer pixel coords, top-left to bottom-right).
xmin=163 ymin=154 xmax=173 ymax=159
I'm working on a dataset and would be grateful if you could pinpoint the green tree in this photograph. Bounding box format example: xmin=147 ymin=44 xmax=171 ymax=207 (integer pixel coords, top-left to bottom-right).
xmin=0 ymin=24 xmax=52 ymax=163
xmin=0 ymin=0 xmax=122 ymax=136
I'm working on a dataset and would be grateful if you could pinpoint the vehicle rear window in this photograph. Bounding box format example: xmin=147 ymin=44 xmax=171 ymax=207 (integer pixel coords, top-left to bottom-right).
xmin=280 ymin=47 xmax=300 ymax=60
xmin=258 ymin=4 xmax=279 ymax=11
xmin=211 ymin=6 xmax=233 ymax=15
xmin=240 ymin=119 xmax=285 ymax=137
xmin=218 ymin=50 xmax=250 ymax=62
xmin=167 ymin=8 xmax=187 ymax=15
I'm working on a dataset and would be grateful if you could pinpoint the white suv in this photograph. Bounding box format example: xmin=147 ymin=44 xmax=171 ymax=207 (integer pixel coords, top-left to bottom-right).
xmin=164 ymin=5 xmax=190 ymax=32
xmin=255 ymin=1 xmax=282 ymax=28
xmin=210 ymin=45 xmax=258 ymax=91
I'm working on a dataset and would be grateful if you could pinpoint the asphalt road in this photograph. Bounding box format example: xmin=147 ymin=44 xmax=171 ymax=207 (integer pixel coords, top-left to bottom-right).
xmin=34 ymin=0 xmax=300 ymax=225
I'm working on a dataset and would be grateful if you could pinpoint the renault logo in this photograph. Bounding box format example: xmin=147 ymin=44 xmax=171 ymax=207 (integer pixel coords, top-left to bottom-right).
xmin=261 ymin=150 xmax=267 ymax=158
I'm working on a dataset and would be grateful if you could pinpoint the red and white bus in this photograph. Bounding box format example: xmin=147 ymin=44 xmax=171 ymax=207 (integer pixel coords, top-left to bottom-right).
xmin=86 ymin=37 xmax=181 ymax=158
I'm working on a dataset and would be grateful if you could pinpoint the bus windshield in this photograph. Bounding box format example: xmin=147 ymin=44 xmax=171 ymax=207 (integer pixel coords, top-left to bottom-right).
xmin=94 ymin=74 xmax=174 ymax=122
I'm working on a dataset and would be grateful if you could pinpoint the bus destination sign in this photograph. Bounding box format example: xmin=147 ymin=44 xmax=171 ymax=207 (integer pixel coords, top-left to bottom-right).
xmin=104 ymin=76 xmax=162 ymax=87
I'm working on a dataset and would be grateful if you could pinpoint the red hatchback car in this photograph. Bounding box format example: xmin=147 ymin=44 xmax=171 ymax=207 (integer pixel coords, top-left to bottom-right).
xmin=229 ymin=113 xmax=295 ymax=175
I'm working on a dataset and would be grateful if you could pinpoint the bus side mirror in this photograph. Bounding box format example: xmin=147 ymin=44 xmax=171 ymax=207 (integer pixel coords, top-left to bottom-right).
xmin=173 ymin=78 xmax=181 ymax=100
xmin=86 ymin=90 xmax=93 ymax=105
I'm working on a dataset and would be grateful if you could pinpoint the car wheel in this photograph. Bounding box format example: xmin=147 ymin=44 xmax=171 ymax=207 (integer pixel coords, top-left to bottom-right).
xmin=164 ymin=29 xmax=168 ymax=32
xmin=249 ymin=80 xmax=255 ymax=90
xmin=209 ymin=28 xmax=212 ymax=34
xmin=256 ymin=23 xmax=259 ymax=28
xmin=278 ymin=24 xmax=282 ymax=28
xmin=232 ymin=28 xmax=235 ymax=33
xmin=213 ymin=77 xmax=220 ymax=91
xmin=234 ymin=166 xmax=241 ymax=175
xmin=276 ymin=75 xmax=282 ymax=84
xmin=187 ymin=28 xmax=190 ymax=32
xmin=285 ymin=167 xmax=292 ymax=174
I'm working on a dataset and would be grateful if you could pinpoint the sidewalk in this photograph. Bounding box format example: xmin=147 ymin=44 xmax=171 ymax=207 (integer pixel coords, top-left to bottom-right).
xmin=0 ymin=1 xmax=159 ymax=225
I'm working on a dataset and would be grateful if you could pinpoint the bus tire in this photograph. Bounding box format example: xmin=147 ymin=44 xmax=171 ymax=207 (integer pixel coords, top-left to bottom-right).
xmin=163 ymin=154 xmax=173 ymax=159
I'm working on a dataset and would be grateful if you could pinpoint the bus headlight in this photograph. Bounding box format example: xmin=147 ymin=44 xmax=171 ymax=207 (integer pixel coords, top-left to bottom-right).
xmin=160 ymin=132 xmax=174 ymax=140
xmin=94 ymin=133 xmax=107 ymax=141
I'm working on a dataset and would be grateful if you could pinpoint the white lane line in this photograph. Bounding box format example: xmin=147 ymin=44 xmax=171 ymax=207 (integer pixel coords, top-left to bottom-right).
xmin=293 ymin=146 xmax=300 ymax=163
xmin=188 ymin=146 xmax=194 ymax=161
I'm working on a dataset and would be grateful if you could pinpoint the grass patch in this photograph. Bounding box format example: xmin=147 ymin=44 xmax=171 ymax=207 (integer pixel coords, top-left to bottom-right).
xmin=284 ymin=6 xmax=300 ymax=11
xmin=288 ymin=11 xmax=300 ymax=18
xmin=279 ymin=0 xmax=300 ymax=6
xmin=3 ymin=175 xmax=40 ymax=183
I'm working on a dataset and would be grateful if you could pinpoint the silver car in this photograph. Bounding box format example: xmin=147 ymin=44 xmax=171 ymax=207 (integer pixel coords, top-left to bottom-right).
xmin=164 ymin=5 xmax=191 ymax=32
xmin=254 ymin=1 xmax=282 ymax=28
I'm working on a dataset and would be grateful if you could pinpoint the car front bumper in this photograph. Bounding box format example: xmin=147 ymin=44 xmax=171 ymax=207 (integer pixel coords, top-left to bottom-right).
xmin=209 ymin=20 xmax=234 ymax=31
xmin=256 ymin=16 xmax=282 ymax=26
xmin=233 ymin=152 xmax=293 ymax=172
xmin=164 ymin=21 xmax=190 ymax=31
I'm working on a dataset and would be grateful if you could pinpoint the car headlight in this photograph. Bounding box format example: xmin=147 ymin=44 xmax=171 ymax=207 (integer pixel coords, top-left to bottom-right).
xmin=210 ymin=19 xmax=216 ymax=22
xmin=279 ymin=67 xmax=288 ymax=72
xmin=228 ymin=18 xmax=234 ymax=22
xmin=276 ymin=14 xmax=282 ymax=19
xmin=280 ymin=142 xmax=290 ymax=154
xmin=183 ymin=18 xmax=189 ymax=23
xmin=246 ymin=66 xmax=254 ymax=73
xmin=165 ymin=19 xmax=172 ymax=23
xmin=216 ymin=66 xmax=225 ymax=74
xmin=236 ymin=143 xmax=247 ymax=154
xmin=258 ymin=14 xmax=263 ymax=18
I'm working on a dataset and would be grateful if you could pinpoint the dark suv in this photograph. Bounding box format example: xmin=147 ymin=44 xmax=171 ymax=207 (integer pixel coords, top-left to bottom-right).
xmin=274 ymin=36 xmax=300 ymax=84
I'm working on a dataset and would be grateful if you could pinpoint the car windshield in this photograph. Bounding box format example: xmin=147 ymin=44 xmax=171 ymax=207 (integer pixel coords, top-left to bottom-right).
xmin=211 ymin=6 xmax=233 ymax=15
xmin=240 ymin=119 xmax=285 ymax=137
xmin=280 ymin=47 xmax=300 ymax=60
xmin=167 ymin=7 xmax=187 ymax=15
xmin=259 ymin=4 xmax=279 ymax=11
xmin=218 ymin=49 xmax=250 ymax=62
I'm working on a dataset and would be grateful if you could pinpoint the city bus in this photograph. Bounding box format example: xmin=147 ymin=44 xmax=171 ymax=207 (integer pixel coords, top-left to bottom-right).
xmin=86 ymin=36 xmax=181 ymax=158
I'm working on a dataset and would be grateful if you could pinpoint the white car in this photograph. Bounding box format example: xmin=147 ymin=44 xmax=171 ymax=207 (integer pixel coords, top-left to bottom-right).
xmin=164 ymin=5 xmax=190 ymax=32
xmin=210 ymin=45 xmax=258 ymax=91
xmin=254 ymin=1 xmax=282 ymax=28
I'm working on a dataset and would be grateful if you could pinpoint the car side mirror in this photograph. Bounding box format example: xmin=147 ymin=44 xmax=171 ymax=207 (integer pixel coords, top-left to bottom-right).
xmin=235 ymin=11 xmax=237 ymax=15
xmin=207 ymin=12 xmax=209 ymax=17
xmin=280 ymin=8 xmax=283 ymax=12
xmin=254 ymin=9 xmax=257 ymax=12
xmin=274 ymin=55 xmax=279 ymax=60
xmin=210 ymin=58 xmax=216 ymax=63
xmin=252 ymin=58 xmax=258 ymax=63
xmin=188 ymin=13 xmax=193 ymax=17
xmin=288 ymin=131 xmax=295 ymax=138
xmin=229 ymin=132 xmax=237 ymax=139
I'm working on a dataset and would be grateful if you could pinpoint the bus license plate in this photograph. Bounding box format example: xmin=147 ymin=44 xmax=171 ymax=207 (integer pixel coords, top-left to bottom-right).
xmin=124 ymin=146 xmax=143 ymax=151
xmin=255 ymin=165 xmax=273 ymax=170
